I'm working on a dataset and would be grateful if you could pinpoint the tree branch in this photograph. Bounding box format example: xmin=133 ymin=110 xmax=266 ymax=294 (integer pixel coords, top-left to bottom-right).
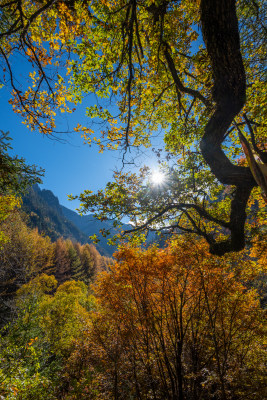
xmin=163 ymin=44 xmax=211 ymax=108
xmin=123 ymin=202 xmax=230 ymax=236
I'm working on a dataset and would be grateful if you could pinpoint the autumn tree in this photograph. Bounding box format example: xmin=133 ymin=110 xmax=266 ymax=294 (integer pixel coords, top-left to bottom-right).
xmin=0 ymin=0 xmax=266 ymax=254
xmin=88 ymin=242 xmax=113 ymax=273
xmin=0 ymin=129 xmax=43 ymax=327
xmin=0 ymin=274 xmax=95 ymax=399
xmin=0 ymin=213 xmax=54 ymax=324
xmin=0 ymin=194 xmax=20 ymax=247
xmin=66 ymin=238 xmax=266 ymax=399
xmin=52 ymin=238 xmax=102 ymax=285
xmin=75 ymin=242 xmax=96 ymax=285
xmin=52 ymin=237 xmax=71 ymax=284
xmin=0 ymin=274 xmax=58 ymax=399
xmin=0 ymin=213 xmax=54 ymax=293
xmin=35 ymin=279 xmax=93 ymax=355
xmin=64 ymin=239 xmax=82 ymax=281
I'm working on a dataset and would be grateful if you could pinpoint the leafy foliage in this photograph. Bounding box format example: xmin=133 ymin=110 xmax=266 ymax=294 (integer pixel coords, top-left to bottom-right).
xmin=0 ymin=194 xmax=20 ymax=247
xmin=0 ymin=274 xmax=94 ymax=399
xmin=0 ymin=130 xmax=43 ymax=248
xmin=0 ymin=233 xmax=266 ymax=399
xmin=0 ymin=212 xmax=109 ymax=325
xmin=1 ymin=0 xmax=266 ymax=253
xmin=58 ymin=238 xmax=267 ymax=399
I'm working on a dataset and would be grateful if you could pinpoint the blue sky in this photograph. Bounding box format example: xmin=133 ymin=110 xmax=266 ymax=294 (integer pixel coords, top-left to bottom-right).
xmin=0 ymin=83 xmax=160 ymax=211
xmin=0 ymin=17 xmax=202 ymax=213
xmin=0 ymin=86 xmax=121 ymax=210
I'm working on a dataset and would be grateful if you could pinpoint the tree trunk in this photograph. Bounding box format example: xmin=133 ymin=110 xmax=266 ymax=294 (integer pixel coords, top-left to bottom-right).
xmin=199 ymin=0 xmax=256 ymax=254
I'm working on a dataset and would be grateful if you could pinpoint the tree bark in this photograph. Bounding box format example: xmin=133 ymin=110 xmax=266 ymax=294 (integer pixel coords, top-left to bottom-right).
xmin=199 ymin=0 xmax=256 ymax=254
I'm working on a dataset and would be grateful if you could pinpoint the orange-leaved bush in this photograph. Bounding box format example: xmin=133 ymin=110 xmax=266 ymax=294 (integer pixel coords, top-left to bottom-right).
xmin=63 ymin=236 xmax=266 ymax=400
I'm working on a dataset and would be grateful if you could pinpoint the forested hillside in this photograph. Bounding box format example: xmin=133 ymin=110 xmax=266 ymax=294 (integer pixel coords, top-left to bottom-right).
xmin=22 ymin=185 xmax=123 ymax=256
xmin=0 ymin=211 xmax=113 ymax=326
xmin=22 ymin=185 xmax=89 ymax=244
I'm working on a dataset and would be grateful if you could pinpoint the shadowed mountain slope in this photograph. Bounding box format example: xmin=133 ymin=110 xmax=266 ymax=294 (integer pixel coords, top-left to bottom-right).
xmin=22 ymin=185 xmax=122 ymax=256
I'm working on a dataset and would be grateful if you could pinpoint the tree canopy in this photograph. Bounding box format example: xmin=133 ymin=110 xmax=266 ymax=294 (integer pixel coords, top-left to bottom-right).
xmin=1 ymin=238 xmax=266 ymax=399
xmin=0 ymin=0 xmax=266 ymax=254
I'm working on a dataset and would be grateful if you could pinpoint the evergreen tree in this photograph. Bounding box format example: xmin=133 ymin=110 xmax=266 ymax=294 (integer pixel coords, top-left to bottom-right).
xmin=53 ymin=238 xmax=72 ymax=284
xmin=66 ymin=240 xmax=83 ymax=282
xmin=80 ymin=244 xmax=95 ymax=285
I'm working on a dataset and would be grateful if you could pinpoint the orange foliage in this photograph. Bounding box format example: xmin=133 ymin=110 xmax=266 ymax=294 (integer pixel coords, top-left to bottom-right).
xmin=64 ymin=237 xmax=266 ymax=399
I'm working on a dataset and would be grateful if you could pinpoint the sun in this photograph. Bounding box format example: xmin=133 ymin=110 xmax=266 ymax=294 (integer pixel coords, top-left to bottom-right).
xmin=151 ymin=170 xmax=165 ymax=185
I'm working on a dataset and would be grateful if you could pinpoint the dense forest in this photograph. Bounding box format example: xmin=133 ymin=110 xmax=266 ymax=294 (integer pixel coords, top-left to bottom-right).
xmin=0 ymin=0 xmax=267 ymax=399
xmin=0 ymin=210 xmax=112 ymax=323
xmin=0 ymin=229 xmax=266 ymax=399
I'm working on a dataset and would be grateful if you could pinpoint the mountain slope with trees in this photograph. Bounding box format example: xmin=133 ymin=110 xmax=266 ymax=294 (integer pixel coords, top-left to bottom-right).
xmin=22 ymin=185 xmax=123 ymax=256
xmin=0 ymin=210 xmax=113 ymax=326
xmin=22 ymin=185 xmax=88 ymax=244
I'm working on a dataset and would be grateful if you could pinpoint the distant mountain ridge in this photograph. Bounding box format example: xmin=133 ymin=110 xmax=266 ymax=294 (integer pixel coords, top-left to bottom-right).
xmin=22 ymin=185 xmax=124 ymax=256
xmin=60 ymin=204 xmax=130 ymax=254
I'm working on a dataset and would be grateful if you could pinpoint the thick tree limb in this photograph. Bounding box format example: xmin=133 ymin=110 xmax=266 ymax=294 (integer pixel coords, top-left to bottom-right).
xmin=209 ymin=186 xmax=253 ymax=255
xmin=199 ymin=0 xmax=257 ymax=254
xmin=200 ymin=0 xmax=254 ymax=187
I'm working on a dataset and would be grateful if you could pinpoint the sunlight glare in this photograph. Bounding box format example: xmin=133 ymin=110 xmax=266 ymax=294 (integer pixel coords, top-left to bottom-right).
xmin=151 ymin=170 xmax=165 ymax=185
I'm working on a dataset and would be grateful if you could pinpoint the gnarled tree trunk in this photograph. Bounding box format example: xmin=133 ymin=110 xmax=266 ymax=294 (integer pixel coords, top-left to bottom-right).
xmin=200 ymin=0 xmax=256 ymax=254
